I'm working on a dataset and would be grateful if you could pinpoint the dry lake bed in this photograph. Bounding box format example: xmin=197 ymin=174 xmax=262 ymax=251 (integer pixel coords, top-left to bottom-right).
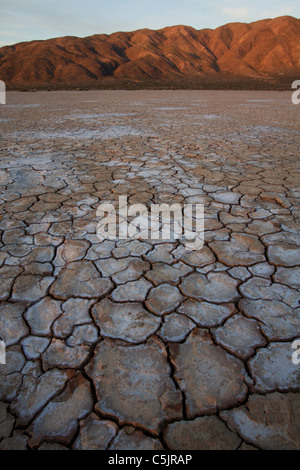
xmin=0 ymin=90 xmax=299 ymax=450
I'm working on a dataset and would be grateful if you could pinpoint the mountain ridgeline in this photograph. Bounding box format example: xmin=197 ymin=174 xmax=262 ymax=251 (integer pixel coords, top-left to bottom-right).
xmin=0 ymin=16 xmax=299 ymax=89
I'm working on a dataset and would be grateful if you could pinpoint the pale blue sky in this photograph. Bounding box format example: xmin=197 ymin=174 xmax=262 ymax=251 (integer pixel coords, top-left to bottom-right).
xmin=1 ymin=0 xmax=299 ymax=47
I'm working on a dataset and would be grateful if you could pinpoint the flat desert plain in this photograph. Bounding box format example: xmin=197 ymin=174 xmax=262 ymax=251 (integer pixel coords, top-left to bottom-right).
xmin=0 ymin=90 xmax=299 ymax=450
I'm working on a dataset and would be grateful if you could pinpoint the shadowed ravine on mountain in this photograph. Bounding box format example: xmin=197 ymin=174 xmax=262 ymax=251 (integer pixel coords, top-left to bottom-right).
xmin=0 ymin=16 xmax=299 ymax=90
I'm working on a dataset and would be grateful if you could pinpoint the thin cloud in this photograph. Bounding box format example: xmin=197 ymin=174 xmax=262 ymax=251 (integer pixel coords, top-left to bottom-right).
xmin=221 ymin=7 xmax=251 ymax=20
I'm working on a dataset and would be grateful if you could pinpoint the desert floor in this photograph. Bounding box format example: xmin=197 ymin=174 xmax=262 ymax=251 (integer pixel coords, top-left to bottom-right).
xmin=0 ymin=90 xmax=299 ymax=450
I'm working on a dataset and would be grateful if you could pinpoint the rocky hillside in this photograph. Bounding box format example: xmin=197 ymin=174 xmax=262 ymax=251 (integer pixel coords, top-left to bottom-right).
xmin=0 ymin=16 xmax=299 ymax=89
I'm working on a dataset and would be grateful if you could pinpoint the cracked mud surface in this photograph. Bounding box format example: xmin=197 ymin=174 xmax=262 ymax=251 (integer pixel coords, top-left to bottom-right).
xmin=0 ymin=90 xmax=299 ymax=450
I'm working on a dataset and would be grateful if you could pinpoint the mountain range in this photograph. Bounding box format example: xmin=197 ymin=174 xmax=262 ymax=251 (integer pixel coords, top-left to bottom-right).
xmin=0 ymin=15 xmax=299 ymax=89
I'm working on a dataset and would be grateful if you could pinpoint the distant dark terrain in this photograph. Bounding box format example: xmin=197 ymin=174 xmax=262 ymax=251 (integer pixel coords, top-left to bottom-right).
xmin=0 ymin=15 xmax=299 ymax=90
